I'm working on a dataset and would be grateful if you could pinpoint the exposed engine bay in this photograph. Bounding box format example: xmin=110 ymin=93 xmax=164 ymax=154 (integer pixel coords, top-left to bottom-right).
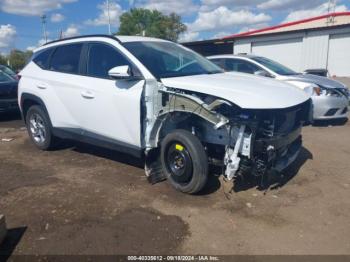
xmin=144 ymin=82 xmax=312 ymax=184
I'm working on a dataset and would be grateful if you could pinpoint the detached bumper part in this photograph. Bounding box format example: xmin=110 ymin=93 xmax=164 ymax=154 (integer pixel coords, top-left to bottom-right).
xmin=273 ymin=136 xmax=301 ymax=172
xmin=254 ymin=128 xmax=302 ymax=174
xmin=224 ymin=125 xmax=246 ymax=180
xmin=224 ymin=126 xmax=302 ymax=180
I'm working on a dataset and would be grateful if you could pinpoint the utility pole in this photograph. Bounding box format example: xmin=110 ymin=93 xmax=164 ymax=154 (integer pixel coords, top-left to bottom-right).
xmin=327 ymin=0 xmax=336 ymax=25
xmin=327 ymin=0 xmax=336 ymax=14
xmin=107 ymin=0 xmax=111 ymax=35
xmin=40 ymin=14 xmax=48 ymax=43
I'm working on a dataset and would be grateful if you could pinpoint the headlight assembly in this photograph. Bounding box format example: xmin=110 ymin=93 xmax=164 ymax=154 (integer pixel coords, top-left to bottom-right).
xmin=313 ymin=86 xmax=342 ymax=97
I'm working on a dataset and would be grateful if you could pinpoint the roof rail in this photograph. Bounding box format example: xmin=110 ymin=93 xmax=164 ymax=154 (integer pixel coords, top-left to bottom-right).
xmin=43 ymin=34 xmax=122 ymax=46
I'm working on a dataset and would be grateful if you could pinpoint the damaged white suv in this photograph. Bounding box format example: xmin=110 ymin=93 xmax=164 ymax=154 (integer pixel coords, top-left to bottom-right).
xmin=19 ymin=35 xmax=311 ymax=194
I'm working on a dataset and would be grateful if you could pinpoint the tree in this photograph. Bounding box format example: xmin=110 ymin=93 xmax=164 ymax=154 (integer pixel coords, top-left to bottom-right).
xmin=8 ymin=49 xmax=33 ymax=71
xmin=0 ymin=54 xmax=7 ymax=65
xmin=117 ymin=8 xmax=187 ymax=42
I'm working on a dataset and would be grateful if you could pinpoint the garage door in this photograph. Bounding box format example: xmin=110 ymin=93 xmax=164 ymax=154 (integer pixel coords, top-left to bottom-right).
xmin=328 ymin=33 xmax=350 ymax=77
xmin=252 ymin=38 xmax=303 ymax=72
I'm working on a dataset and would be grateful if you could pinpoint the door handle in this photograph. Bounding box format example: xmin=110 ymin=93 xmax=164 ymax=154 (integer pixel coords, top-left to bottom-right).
xmin=81 ymin=90 xmax=95 ymax=99
xmin=37 ymin=83 xmax=48 ymax=89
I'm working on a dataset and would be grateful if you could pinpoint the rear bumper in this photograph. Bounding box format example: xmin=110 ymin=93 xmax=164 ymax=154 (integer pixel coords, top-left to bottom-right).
xmin=0 ymin=98 xmax=19 ymax=113
xmin=312 ymin=96 xmax=348 ymax=120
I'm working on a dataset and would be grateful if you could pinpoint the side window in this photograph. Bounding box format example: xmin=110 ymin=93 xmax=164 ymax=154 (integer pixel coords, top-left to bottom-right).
xmin=50 ymin=44 xmax=83 ymax=74
xmin=226 ymin=59 xmax=261 ymax=74
xmin=210 ymin=59 xmax=224 ymax=69
xmin=224 ymin=59 xmax=240 ymax=71
xmin=33 ymin=48 xmax=53 ymax=69
xmin=87 ymin=43 xmax=132 ymax=79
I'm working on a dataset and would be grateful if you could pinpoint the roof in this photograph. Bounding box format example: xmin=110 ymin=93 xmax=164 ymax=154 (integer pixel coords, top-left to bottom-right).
xmin=223 ymin=12 xmax=350 ymax=39
xmin=117 ymin=35 xmax=169 ymax=43
xmin=36 ymin=34 xmax=168 ymax=52
xmin=208 ymin=54 xmax=257 ymax=59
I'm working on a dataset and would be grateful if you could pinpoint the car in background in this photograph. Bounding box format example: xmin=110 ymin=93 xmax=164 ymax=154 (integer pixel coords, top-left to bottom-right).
xmin=208 ymin=54 xmax=349 ymax=120
xmin=0 ymin=71 xmax=19 ymax=113
xmin=303 ymin=69 xmax=329 ymax=78
xmin=0 ymin=65 xmax=19 ymax=80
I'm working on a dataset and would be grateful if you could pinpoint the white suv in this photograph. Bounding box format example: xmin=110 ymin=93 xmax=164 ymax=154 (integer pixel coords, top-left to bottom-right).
xmin=19 ymin=35 xmax=311 ymax=194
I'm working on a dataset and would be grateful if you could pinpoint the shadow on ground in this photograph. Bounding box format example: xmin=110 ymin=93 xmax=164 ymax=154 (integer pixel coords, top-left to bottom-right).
xmin=313 ymin=117 xmax=348 ymax=127
xmin=233 ymin=147 xmax=313 ymax=193
xmin=72 ymin=142 xmax=144 ymax=168
xmin=58 ymin=142 xmax=312 ymax=196
xmin=61 ymin=141 xmax=222 ymax=195
xmin=0 ymin=111 xmax=23 ymax=129
xmin=0 ymin=227 xmax=27 ymax=261
xmin=0 ymin=111 xmax=21 ymax=122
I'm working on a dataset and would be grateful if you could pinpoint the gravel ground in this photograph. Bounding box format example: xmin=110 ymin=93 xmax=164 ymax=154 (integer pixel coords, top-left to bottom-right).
xmin=0 ymin=112 xmax=349 ymax=256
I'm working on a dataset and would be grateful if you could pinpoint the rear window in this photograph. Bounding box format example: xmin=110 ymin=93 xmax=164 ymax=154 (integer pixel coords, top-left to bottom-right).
xmin=49 ymin=44 xmax=83 ymax=74
xmin=33 ymin=48 xmax=53 ymax=69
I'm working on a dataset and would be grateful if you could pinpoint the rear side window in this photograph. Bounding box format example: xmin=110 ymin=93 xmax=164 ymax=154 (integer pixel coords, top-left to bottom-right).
xmin=210 ymin=58 xmax=224 ymax=69
xmin=33 ymin=48 xmax=53 ymax=69
xmin=87 ymin=43 xmax=131 ymax=79
xmin=50 ymin=44 xmax=83 ymax=74
xmin=225 ymin=59 xmax=261 ymax=74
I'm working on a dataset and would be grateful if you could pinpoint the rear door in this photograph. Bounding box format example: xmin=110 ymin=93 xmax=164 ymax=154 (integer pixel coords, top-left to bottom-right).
xmin=45 ymin=43 xmax=86 ymax=129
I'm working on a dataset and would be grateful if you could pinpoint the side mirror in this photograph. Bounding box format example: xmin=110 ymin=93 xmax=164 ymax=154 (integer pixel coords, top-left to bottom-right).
xmin=254 ymin=70 xmax=274 ymax=78
xmin=108 ymin=65 xmax=131 ymax=79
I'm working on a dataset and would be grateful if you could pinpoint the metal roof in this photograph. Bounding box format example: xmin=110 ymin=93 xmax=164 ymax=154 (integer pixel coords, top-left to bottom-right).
xmin=183 ymin=12 xmax=350 ymax=45
xmin=223 ymin=12 xmax=350 ymax=39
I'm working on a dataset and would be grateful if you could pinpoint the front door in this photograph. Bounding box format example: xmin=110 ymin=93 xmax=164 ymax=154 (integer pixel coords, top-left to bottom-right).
xmin=78 ymin=42 xmax=145 ymax=148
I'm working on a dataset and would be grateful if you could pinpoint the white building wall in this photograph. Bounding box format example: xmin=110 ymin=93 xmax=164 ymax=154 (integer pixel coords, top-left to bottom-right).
xmin=233 ymin=41 xmax=251 ymax=54
xmin=232 ymin=26 xmax=350 ymax=76
xmin=301 ymin=32 xmax=329 ymax=71
xmin=251 ymin=38 xmax=303 ymax=71
xmin=328 ymin=33 xmax=350 ymax=76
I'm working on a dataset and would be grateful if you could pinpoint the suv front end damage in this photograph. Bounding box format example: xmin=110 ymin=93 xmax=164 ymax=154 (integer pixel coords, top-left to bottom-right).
xmin=219 ymin=101 xmax=311 ymax=181
xmin=145 ymin=83 xmax=312 ymax=184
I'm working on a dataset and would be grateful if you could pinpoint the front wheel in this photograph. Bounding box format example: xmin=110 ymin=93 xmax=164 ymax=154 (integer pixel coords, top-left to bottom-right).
xmin=161 ymin=130 xmax=208 ymax=194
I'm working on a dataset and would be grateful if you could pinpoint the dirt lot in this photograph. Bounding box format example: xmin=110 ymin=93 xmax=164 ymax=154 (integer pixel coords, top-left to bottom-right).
xmin=0 ymin=112 xmax=350 ymax=256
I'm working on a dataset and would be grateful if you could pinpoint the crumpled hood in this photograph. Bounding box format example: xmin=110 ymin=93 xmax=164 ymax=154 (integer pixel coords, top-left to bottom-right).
xmin=281 ymin=74 xmax=346 ymax=89
xmin=161 ymin=72 xmax=309 ymax=109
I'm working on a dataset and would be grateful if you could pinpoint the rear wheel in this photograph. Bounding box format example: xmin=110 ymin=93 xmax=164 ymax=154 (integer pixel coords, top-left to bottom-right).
xmin=26 ymin=105 xmax=57 ymax=150
xmin=161 ymin=130 xmax=208 ymax=194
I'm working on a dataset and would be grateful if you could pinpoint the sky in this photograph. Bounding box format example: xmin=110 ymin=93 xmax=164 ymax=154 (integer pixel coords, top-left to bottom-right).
xmin=0 ymin=0 xmax=349 ymax=53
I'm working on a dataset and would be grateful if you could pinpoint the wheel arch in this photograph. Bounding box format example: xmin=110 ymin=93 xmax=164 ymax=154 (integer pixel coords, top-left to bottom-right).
xmin=147 ymin=112 xmax=221 ymax=149
xmin=20 ymin=93 xmax=50 ymax=124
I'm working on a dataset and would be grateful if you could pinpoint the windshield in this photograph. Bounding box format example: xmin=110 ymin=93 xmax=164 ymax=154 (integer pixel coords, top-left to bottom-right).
xmin=0 ymin=71 xmax=14 ymax=82
xmin=251 ymin=56 xmax=298 ymax=76
xmin=123 ymin=41 xmax=223 ymax=79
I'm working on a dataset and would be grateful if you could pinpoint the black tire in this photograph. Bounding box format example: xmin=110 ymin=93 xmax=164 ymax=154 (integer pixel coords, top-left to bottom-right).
xmin=26 ymin=105 xmax=57 ymax=150
xmin=161 ymin=129 xmax=208 ymax=194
